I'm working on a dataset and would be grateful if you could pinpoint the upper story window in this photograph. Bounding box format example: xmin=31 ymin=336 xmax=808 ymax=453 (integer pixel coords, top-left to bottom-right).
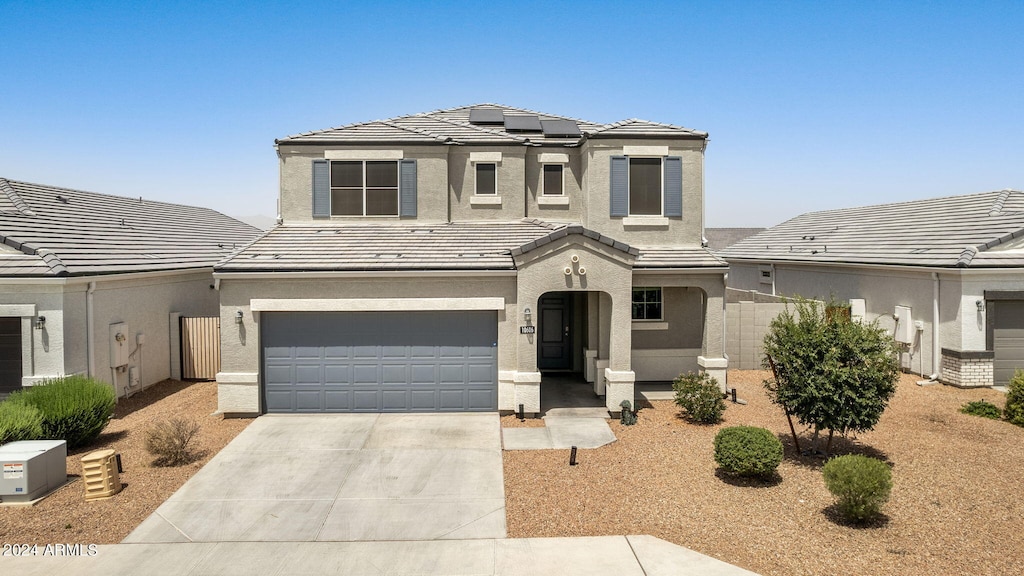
xmin=330 ymin=160 xmax=399 ymax=216
xmin=610 ymin=155 xmax=682 ymax=219
xmin=542 ymin=164 xmax=563 ymax=196
xmin=628 ymin=158 xmax=661 ymax=215
xmin=476 ymin=163 xmax=497 ymax=195
xmin=632 ymin=287 xmax=663 ymax=321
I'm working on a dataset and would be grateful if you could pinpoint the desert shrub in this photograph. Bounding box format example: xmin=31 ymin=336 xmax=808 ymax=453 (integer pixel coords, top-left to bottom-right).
xmin=960 ymin=399 xmax=1002 ymax=420
xmin=0 ymin=401 xmax=44 ymax=445
xmin=9 ymin=375 xmax=116 ymax=448
xmin=822 ymin=454 xmax=892 ymax=523
xmin=672 ymin=371 xmax=725 ymax=424
xmin=1005 ymin=370 xmax=1024 ymax=427
xmin=145 ymin=417 xmax=201 ymax=466
xmin=713 ymin=426 xmax=784 ymax=478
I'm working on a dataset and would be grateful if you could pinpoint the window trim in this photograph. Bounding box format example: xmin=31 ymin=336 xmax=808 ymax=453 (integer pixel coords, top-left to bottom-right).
xmin=631 ymin=287 xmax=664 ymax=321
xmin=627 ymin=156 xmax=663 ymax=217
xmin=475 ymin=162 xmax=498 ymax=196
xmin=329 ymin=159 xmax=400 ymax=217
xmin=541 ymin=164 xmax=564 ymax=196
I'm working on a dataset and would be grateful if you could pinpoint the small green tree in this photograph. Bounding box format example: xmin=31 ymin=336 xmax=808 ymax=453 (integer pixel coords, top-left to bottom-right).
xmin=1005 ymin=370 xmax=1024 ymax=427
xmin=762 ymin=298 xmax=900 ymax=454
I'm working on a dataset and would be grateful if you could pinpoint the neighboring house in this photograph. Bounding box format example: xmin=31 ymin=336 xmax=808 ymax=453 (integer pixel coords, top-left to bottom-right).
xmin=722 ymin=189 xmax=1024 ymax=387
xmin=0 ymin=178 xmax=261 ymax=398
xmin=704 ymin=228 xmax=765 ymax=252
xmin=214 ymin=104 xmax=729 ymax=416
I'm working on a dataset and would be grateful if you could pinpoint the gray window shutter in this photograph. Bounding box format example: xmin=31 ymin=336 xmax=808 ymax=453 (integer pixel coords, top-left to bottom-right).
xmin=610 ymin=155 xmax=628 ymax=217
xmin=663 ymin=156 xmax=682 ymax=217
xmin=399 ymin=159 xmax=417 ymax=217
xmin=312 ymin=159 xmax=330 ymax=218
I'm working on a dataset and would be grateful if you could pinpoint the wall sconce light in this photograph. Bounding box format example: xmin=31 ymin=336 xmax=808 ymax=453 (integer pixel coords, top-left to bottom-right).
xmin=523 ymin=307 xmax=531 ymax=322
xmin=34 ymin=315 xmax=46 ymax=330
xmin=235 ymin=310 xmax=244 ymax=324
xmin=976 ymin=300 xmax=986 ymax=312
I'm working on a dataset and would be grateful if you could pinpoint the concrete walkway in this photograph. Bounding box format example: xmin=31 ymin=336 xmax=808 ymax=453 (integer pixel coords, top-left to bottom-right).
xmin=9 ymin=536 xmax=760 ymax=575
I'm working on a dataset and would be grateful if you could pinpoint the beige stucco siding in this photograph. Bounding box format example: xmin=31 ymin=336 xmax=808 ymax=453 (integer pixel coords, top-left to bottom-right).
xmin=581 ymin=138 xmax=704 ymax=246
xmin=449 ymin=147 xmax=526 ymax=220
xmin=278 ymin=144 xmax=449 ymax=223
xmin=525 ymin=147 xmax=584 ymax=222
xmin=630 ymin=287 xmax=704 ymax=349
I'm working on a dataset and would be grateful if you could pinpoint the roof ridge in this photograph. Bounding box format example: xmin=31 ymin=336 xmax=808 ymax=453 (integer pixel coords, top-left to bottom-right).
xmin=427 ymin=103 xmax=598 ymax=126
xmin=423 ymin=115 xmax=527 ymax=143
xmin=988 ymin=189 xmax=1013 ymax=216
xmin=378 ymin=119 xmax=449 ymax=142
xmin=0 ymin=178 xmax=37 ymax=216
xmin=214 ymin=226 xmax=275 ymax=268
xmin=34 ymin=247 xmax=69 ymax=276
xmin=590 ymin=117 xmax=705 ymax=135
xmin=956 ymin=246 xmax=978 ymax=267
xmin=2 ymin=178 xmax=229 ymax=214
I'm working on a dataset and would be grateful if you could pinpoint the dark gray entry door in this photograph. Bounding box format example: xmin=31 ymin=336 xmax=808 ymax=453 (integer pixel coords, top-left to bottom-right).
xmin=262 ymin=311 xmax=497 ymax=413
xmin=538 ymin=293 xmax=572 ymax=370
xmin=0 ymin=317 xmax=21 ymax=398
xmin=993 ymin=300 xmax=1024 ymax=385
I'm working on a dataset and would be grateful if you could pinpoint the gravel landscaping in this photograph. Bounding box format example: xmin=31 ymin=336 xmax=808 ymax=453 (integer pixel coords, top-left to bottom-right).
xmin=503 ymin=370 xmax=1024 ymax=576
xmin=0 ymin=380 xmax=250 ymax=545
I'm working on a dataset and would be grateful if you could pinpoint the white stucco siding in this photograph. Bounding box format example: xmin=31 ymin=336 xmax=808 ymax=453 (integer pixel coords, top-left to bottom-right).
xmin=0 ymin=285 xmax=65 ymax=384
xmin=86 ymin=271 xmax=219 ymax=395
xmin=581 ymin=138 xmax=705 ymax=246
xmin=962 ymin=271 xmax=1024 ymax=350
xmin=278 ymin=144 xmax=449 ymax=223
xmin=727 ymin=262 xmax=769 ymax=292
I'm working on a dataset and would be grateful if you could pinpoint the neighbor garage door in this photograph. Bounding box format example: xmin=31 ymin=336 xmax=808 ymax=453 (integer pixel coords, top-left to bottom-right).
xmin=993 ymin=300 xmax=1024 ymax=386
xmin=262 ymin=311 xmax=497 ymax=412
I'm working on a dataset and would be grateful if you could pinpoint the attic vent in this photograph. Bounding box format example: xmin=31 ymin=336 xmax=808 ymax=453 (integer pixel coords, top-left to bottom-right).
xmin=468 ymin=108 xmax=504 ymax=125
xmin=410 ymin=229 xmax=434 ymax=234
xmin=315 ymin=229 xmax=340 ymax=235
xmin=56 ymin=195 xmax=69 ymax=204
xmin=909 ymin=248 xmax=930 ymax=254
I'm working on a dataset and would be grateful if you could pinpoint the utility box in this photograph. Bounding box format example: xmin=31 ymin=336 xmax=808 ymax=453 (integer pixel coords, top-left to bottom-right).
xmin=81 ymin=449 xmax=122 ymax=501
xmin=109 ymin=322 xmax=129 ymax=367
xmin=894 ymin=305 xmax=914 ymax=344
xmin=0 ymin=440 xmax=68 ymax=504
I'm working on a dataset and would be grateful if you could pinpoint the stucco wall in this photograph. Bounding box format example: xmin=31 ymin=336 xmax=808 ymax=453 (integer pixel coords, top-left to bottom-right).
xmin=0 ymin=285 xmax=65 ymax=383
xmin=630 ymin=286 xmax=704 ymax=350
xmin=449 ymin=146 xmax=526 ymax=221
xmin=525 ymin=147 xmax=584 ymax=223
xmin=278 ymin=144 xmax=449 ymax=223
xmin=580 ymin=138 xmax=705 ymax=246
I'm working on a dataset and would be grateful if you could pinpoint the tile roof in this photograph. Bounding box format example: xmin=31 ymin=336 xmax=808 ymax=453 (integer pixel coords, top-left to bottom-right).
xmin=704 ymin=228 xmax=766 ymax=252
xmin=277 ymin=104 xmax=706 ymax=146
xmin=215 ymin=220 xmax=724 ymax=273
xmin=0 ymin=178 xmax=263 ymax=278
xmin=721 ymin=190 xmax=1024 ymax=268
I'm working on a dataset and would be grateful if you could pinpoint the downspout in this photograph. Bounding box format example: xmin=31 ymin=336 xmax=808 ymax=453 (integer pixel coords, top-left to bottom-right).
xmin=86 ymin=281 xmax=96 ymax=378
xmin=931 ymin=272 xmax=940 ymax=380
xmin=770 ymin=263 xmax=776 ymax=296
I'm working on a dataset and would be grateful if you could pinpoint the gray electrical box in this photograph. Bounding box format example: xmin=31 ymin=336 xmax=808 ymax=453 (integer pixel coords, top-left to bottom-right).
xmin=0 ymin=440 xmax=68 ymax=504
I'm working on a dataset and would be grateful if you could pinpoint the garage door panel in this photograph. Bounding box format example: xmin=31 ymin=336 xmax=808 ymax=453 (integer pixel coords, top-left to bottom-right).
xmin=263 ymin=311 xmax=497 ymax=413
xmin=994 ymin=301 xmax=1024 ymax=385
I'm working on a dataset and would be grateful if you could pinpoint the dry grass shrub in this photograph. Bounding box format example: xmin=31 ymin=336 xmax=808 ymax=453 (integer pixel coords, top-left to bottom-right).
xmin=145 ymin=417 xmax=202 ymax=466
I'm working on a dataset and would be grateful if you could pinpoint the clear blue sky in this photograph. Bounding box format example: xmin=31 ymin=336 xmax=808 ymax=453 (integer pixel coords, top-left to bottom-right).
xmin=1 ymin=1 xmax=1021 ymax=227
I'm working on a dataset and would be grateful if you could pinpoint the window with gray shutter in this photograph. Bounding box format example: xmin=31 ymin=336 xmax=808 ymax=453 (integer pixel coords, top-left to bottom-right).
xmin=663 ymin=156 xmax=682 ymax=217
xmin=400 ymin=159 xmax=417 ymax=217
xmin=610 ymin=156 xmax=628 ymax=217
xmin=312 ymin=159 xmax=330 ymax=218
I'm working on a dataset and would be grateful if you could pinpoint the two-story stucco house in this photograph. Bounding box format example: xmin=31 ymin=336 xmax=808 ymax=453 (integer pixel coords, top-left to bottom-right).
xmin=214 ymin=104 xmax=728 ymax=416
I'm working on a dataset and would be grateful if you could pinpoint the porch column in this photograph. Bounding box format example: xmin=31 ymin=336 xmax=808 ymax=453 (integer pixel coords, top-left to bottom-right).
xmin=605 ymin=287 xmax=635 ymax=412
xmin=699 ymin=273 xmax=729 ymax=392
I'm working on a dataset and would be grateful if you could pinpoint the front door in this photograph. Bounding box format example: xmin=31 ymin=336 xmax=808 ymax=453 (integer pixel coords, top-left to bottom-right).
xmin=538 ymin=293 xmax=572 ymax=370
xmin=0 ymin=317 xmax=22 ymax=399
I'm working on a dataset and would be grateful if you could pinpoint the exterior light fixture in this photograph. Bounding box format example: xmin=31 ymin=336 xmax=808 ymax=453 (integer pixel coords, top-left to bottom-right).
xmin=976 ymin=300 xmax=985 ymax=312
xmin=235 ymin=310 xmax=244 ymax=324
xmin=34 ymin=315 xmax=46 ymax=330
xmin=523 ymin=307 xmax=531 ymax=322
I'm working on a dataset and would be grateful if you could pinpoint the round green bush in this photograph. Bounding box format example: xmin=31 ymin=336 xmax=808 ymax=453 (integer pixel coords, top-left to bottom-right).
xmin=0 ymin=401 xmax=44 ymax=445
xmin=1005 ymin=370 xmax=1024 ymax=427
xmin=713 ymin=425 xmax=783 ymax=478
xmin=822 ymin=454 xmax=892 ymax=523
xmin=9 ymin=375 xmax=116 ymax=448
xmin=960 ymin=399 xmax=1002 ymax=420
xmin=672 ymin=371 xmax=725 ymax=424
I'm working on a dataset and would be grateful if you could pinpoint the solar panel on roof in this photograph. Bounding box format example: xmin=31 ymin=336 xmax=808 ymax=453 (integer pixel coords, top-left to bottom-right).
xmin=504 ymin=115 xmax=542 ymax=132
xmin=540 ymin=120 xmax=581 ymax=137
xmin=468 ymin=108 xmax=505 ymax=125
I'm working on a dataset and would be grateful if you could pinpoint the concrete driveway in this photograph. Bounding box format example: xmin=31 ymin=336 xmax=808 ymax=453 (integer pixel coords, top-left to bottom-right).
xmin=125 ymin=413 xmax=506 ymax=543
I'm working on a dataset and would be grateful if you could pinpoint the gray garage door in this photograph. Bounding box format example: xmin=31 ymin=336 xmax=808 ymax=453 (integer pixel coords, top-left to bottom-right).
xmin=262 ymin=311 xmax=497 ymax=413
xmin=994 ymin=300 xmax=1024 ymax=386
